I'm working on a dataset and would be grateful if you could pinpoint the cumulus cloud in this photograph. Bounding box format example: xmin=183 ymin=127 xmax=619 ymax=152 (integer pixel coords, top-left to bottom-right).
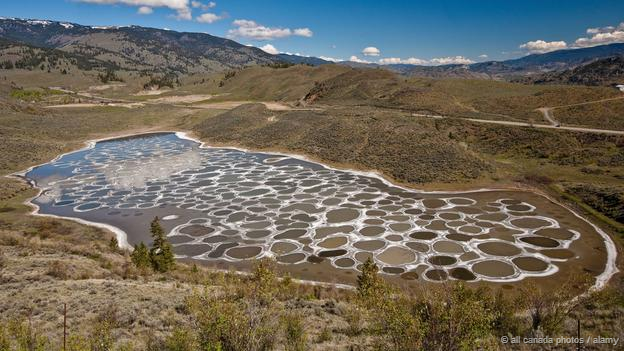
xmin=429 ymin=56 xmax=475 ymax=65
xmin=362 ymin=46 xmax=381 ymax=56
xmin=259 ymin=44 xmax=279 ymax=55
xmin=519 ymin=40 xmax=568 ymax=54
xmin=349 ymin=55 xmax=372 ymax=64
xmin=293 ymin=28 xmax=313 ymax=37
xmin=196 ymin=12 xmax=221 ymax=23
xmin=77 ymin=0 xmax=192 ymax=19
xmin=378 ymin=57 xmax=428 ymax=65
xmin=574 ymin=22 xmax=624 ymax=47
xmin=227 ymin=19 xmax=313 ymax=40
xmin=191 ymin=1 xmax=215 ymax=10
xmin=319 ymin=56 xmax=342 ymax=62
xmin=137 ymin=6 xmax=153 ymax=14
xmin=376 ymin=56 xmax=474 ymax=66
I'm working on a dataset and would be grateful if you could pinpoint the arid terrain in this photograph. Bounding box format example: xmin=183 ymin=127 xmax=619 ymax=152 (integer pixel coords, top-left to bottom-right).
xmin=1 ymin=17 xmax=624 ymax=351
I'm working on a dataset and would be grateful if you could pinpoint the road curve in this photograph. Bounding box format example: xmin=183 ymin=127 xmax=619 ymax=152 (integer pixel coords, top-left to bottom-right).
xmin=536 ymin=107 xmax=559 ymax=127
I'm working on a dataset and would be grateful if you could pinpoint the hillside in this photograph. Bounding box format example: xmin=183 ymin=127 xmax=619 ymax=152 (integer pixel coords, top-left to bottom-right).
xmin=212 ymin=65 xmax=623 ymax=126
xmin=3 ymin=17 xmax=624 ymax=85
xmin=0 ymin=18 xmax=281 ymax=74
xmin=518 ymin=55 xmax=624 ymax=86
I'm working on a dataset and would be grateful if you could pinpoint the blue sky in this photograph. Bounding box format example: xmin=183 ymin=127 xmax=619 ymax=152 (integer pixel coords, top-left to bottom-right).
xmin=2 ymin=0 xmax=624 ymax=64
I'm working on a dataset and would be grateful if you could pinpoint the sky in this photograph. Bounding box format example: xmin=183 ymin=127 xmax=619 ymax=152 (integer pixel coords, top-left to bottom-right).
xmin=2 ymin=0 xmax=624 ymax=65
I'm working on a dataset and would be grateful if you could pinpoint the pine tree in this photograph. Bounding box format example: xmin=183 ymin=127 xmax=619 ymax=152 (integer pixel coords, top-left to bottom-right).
xmin=131 ymin=242 xmax=151 ymax=270
xmin=108 ymin=236 xmax=119 ymax=252
xmin=149 ymin=217 xmax=175 ymax=273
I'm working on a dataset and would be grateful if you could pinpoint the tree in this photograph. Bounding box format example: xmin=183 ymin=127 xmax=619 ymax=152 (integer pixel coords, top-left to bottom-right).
xmin=149 ymin=217 xmax=175 ymax=273
xmin=356 ymin=257 xmax=385 ymax=302
xmin=108 ymin=236 xmax=119 ymax=252
xmin=131 ymin=242 xmax=151 ymax=271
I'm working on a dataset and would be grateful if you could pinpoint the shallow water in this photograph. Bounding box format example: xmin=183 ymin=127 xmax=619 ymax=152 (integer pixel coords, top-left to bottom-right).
xmin=25 ymin=132 xmax=608 ymax=283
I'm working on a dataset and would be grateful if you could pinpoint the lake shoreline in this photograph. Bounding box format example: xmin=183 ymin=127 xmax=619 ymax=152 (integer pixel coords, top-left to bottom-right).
xmin=9 ymin=129 xmax=619 ymax=291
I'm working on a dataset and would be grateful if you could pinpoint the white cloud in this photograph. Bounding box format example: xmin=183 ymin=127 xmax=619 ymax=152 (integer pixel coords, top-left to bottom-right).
xmin=191 ymin=1 xmax=215 ymax=10
xmin=77 ymin=0 xmax=192 ymax=20
xmin=319 ymin=56 xmax=342 ymax=62
xmin=196 ymin=12 xmax=221 ymax=23
xmin=376 ymin=56 xmax=474 ymax=66
xmin=362 ymin=46 xmax=380 ymax=56
xmin=429 ymin=56 xmax=475 ymax=65
xmin=137 ymin=6 xmax=153 ymax=14
xmin=259 ymin=44 xmax=279 ymax=55
xmin=519 ymin=40 xmax=568 ymax=54
xmin=228 ymin=19 xmax=313 ymax=40
xmin=478 ymin=54 xmax=488 ymax=59
xmin=293 ymin=28 xmax=313 ymax=37
xmin=574 ymin=22 xmax=624 ymax=48
xmin=378 ymin=57 xmax=428 ymax=65
xmin=349 ymin=55 xmax=372 ymax=64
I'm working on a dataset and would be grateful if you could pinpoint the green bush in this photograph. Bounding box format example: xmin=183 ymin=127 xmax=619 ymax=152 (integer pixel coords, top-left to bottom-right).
xmin=282 ymin=311 xmax=306 ymax=351
xmin=164 ymin=326 xmax=197 ymax=351
xmin=130 ymin=242 xmax=151 ymax=271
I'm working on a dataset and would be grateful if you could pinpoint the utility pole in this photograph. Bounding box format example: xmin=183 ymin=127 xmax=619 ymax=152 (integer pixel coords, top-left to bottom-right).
xmin=63 ymin=303 xmax=67 ymax=351
xmin=577 ymin=319 xmax=581 ymax=351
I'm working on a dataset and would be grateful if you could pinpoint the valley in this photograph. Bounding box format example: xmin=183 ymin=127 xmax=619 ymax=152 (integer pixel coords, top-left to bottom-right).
xmin=0 ymin=15 xmax=623 ymax=351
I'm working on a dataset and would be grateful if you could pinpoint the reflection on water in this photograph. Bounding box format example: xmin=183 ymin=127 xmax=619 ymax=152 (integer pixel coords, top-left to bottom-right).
xmin=26 ymin=132 xmax=587 ymax=282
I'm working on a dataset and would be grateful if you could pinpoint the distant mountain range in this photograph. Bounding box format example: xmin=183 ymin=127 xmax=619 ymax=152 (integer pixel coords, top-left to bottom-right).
xmin=513 ymin=55 xmax=624 ymax=86
xmin=0 ymin=17 xmax=280 ymax=74
xmin=1 ymin=17 xmax=624 ymax=85
xmin=342 ymin=43 xmax=624 ymax=81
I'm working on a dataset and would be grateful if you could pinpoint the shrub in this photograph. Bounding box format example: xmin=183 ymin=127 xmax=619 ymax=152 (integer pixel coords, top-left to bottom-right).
xmin=10 ymin=89 xmax=44 ymax=101
xmin=98 ymin=70 xmax=124 ymax=83
xmin=419 ymin=284 xmax=497 ymax=351
xmin=89 ymin=306 xmax=118 ymax=351
xmin=66 ymin=334 xmax=90 ymax=351
xmin=374 ymin=295 xmax=423 ymax=351
xmin=164 ymin=326 xmax=197 ymax=351
xmin=520 ymin=276 xmax=589 ymax=337
xmin=343 ymin=305 xmax=365 ymax=337
xmin=47 ymin=260 xmax=70 ymax=279
xmin=282 ymin=311 xmax=306 ymax=351
xmin=186 ymin=293 xmax=279 ymax=351
xmin=130 ymin=242 xmax=151 ymax=271
xmin=1 ymin=317 xmax=49 ymax=351
xmin=108 ymin=236 xmax=119 ymax=252
xmin=251 ymin=258 xmax=278 ymax=305
xmin=316 ymin=326 xmax=332 ymax=343
xmin=356 ymin=258 xmax=386 ymax=305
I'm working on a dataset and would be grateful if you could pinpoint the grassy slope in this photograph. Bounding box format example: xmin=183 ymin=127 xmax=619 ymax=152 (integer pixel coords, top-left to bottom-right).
xmin=213 ymin=65 xmax=623 ymax=127
xmin=1 ymin=71 xmax=623 ymax=349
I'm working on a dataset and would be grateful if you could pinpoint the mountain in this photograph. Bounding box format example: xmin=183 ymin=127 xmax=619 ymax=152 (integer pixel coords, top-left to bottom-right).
xmin=2 ymin=17 xmax=624 ymax=84
xmin=0 ymin=17 xmax=286 ymax=74
xmin=276 ymin=53 xmax=330 ymax=66
xmin=514 ymin=55 xmax=624 ymax=86
xmin=338 ymin=43 xmax=624 ymax=80
xmin=483 ymin=43 xmax=624 ymax=73
xmin=405 ymin=43 xmax=624 ymax=79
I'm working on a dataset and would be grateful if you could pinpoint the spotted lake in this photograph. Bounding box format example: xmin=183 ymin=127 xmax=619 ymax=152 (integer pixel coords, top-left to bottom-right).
xmin=22 ymin=132 xmax=615 ymax=287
